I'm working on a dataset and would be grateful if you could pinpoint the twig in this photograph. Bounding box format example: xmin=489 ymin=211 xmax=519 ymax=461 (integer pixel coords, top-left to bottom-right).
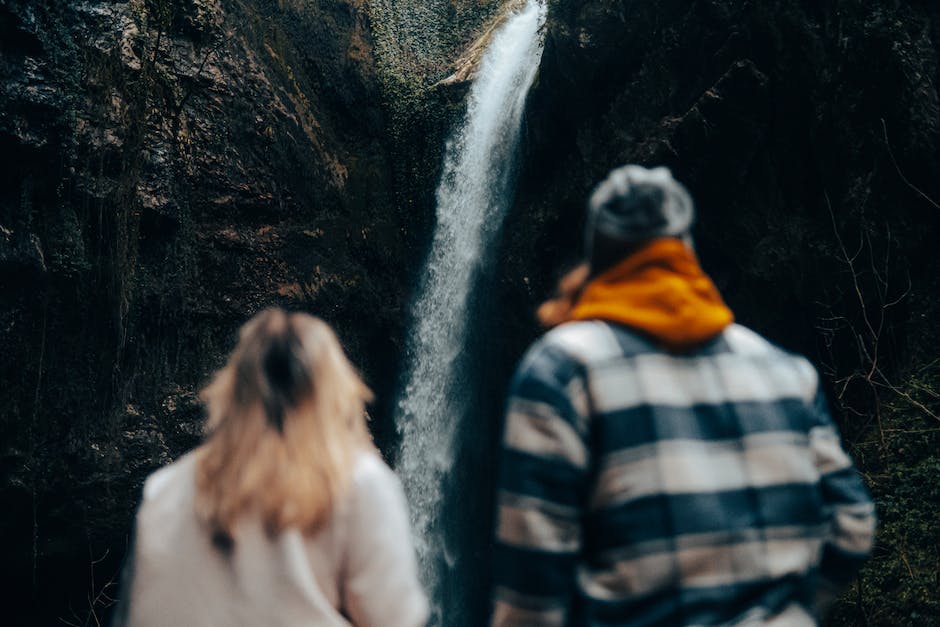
xmin=31 ymin=298 xmax=48 ymax=591
xmin=820 ymin=191 xmax=937 ymax=437
xmin=872 ymin=380 xmax=940 ymax=423
xmin=898 ymin=548 xmax=916 ymax=580
xmin=881 ymin=118 xmax=940 ymax=211
xmin=825 ymin=191 xmax=877 ymax=341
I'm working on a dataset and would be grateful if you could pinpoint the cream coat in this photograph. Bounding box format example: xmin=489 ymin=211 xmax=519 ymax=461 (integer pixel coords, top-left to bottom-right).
xmin=118 ymin=451 xmax=428 ymax=627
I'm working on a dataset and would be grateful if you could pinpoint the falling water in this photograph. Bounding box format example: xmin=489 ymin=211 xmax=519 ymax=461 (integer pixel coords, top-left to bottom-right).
xmin=394 ymin=0 xmax=546 ymax=622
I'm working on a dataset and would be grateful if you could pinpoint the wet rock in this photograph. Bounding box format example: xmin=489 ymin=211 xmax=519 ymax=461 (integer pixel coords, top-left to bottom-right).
xmin=0 ymin=0 xmax=408 ymax=623
xmin=652 ymin=59 xmax=771 ymax=190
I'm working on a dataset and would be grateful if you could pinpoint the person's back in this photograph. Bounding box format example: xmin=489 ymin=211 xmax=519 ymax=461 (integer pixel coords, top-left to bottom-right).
xmin=115 ymin=309 xmax=428 ymax=627
xmin=123 ymin=450 xmax=424 ymax=627
xmin=491 ymin=166 xmax=875 ymax=626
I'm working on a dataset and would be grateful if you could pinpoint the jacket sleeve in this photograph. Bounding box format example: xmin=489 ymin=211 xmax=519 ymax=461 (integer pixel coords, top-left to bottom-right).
xmin=808 ymin=385 xmax=876 ymax=611
xmin=342 ymin=456 xmax=429 ymax=627
xmin=491 ymin=343 xmax=590 ymax=627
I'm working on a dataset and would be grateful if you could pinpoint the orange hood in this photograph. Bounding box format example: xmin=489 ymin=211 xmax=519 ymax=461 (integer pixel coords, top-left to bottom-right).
xmin=570 ymin=238 xmax=733 ymax=350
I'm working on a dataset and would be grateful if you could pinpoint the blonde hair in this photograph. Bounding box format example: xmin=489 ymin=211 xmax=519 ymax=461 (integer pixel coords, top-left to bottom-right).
xmin=195 ymin=309 xmax=374 ymax=545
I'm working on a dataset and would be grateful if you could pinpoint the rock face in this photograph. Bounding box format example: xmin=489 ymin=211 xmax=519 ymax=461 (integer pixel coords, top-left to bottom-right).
xmin=0 ymin=0 xmax=413 ymax=623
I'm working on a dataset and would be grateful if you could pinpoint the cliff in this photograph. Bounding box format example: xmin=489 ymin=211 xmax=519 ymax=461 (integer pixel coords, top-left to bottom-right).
xmin=0 ymin=0 xmax=409 ymax=622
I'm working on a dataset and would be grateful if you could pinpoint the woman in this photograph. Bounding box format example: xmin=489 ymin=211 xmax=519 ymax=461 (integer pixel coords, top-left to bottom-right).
xmin=116 ymin=309 xmax=428 ymax=627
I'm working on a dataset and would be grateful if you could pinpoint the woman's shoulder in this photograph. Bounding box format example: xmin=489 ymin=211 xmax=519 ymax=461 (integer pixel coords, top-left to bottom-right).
xmin=141 ymin=450 xmax=200 ymax=501
xmin=342 ymin=449 xmax=410 ymax=522
xmin=350 ymin=450 xmax=400 ymax=491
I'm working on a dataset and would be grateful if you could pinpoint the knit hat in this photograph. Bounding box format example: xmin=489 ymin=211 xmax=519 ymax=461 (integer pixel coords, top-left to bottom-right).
xmin=584 ymin=165 xmax=694 ymax=265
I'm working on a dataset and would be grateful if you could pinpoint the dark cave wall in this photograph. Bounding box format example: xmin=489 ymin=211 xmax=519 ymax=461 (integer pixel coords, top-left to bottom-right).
xmin=496 ymin=0 xmax=940 ymax=623
xmin=0 ymin=0 xmax=503 ymax=623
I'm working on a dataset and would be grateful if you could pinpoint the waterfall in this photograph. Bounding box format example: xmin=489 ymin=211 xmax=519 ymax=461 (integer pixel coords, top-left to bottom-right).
xmin=394 ymin=0 xmax=546 ymax=622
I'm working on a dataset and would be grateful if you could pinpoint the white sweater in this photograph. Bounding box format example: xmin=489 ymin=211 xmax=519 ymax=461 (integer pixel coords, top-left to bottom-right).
xmin=120 ymin=451 xmax=428 ymax=627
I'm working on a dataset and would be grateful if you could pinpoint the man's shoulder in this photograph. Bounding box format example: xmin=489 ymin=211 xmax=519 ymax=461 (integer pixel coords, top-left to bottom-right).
xmin=535 ymin=320 xmax=655 ymax=364
xmin=723 ymin=323 xmax=817 ymax=370
xmin=720 ymin=324 xmax=820 ymax=402
xmin=722 ymin=323 xmax=785 ymax=357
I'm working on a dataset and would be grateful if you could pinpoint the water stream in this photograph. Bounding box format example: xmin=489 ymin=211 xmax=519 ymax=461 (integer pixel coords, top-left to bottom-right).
xmin=394 ymin=0 xmax=546 ymax=622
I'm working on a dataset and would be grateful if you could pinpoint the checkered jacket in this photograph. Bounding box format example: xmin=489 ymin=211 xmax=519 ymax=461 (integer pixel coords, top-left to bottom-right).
xmin=492 ymin=321 xmax=875 ymax=626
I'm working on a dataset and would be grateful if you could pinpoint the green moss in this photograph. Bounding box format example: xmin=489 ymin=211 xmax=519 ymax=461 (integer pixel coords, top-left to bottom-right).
xmin=829 ymin=429 xmax=940 ymax=624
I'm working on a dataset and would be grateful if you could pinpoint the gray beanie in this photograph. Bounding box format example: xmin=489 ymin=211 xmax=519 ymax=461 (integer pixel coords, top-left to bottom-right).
xmin=584 ymin=165 xmax=694 ymax=260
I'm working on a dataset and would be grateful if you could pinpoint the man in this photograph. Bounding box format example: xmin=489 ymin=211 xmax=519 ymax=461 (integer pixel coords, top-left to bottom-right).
xmin=491 ymin=165 xmax=875 ymax=626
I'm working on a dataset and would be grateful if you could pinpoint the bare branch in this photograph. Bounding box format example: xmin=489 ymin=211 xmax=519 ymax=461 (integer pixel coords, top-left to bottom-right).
xmin=881 ymin=118 xmax=940 ymax=211
xmin=825 ymin=191 xmax=878 ymax=340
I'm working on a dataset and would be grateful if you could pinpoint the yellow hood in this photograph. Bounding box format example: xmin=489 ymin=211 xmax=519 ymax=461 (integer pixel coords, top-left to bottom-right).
xmin=570 ymin=238 xmax=733 ymax=350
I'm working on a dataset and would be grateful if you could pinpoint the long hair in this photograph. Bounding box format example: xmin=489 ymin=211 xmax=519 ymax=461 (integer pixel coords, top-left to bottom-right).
xmin=195 ymin=309 xmax=374 ymax=545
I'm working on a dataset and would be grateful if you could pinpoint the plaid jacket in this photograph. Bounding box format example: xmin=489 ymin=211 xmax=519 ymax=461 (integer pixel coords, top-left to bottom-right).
xmin=492 ymin=321 xmax=875 ymax=626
